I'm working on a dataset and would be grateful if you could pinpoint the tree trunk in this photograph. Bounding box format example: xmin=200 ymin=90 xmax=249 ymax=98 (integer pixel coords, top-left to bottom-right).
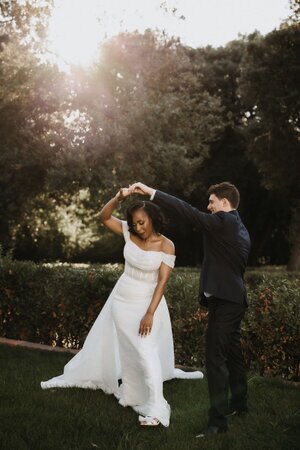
xmin=287 ymin=240 xmax=300 ymax=271
xmin=287 ymin=203 xmax=300 ymax=271
xmin=0 ymin=220 xmax=11 ymax=252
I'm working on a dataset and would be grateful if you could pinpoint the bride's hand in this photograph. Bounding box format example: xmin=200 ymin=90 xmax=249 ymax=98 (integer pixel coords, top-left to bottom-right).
xmin=116 ymin=187 xmax=132 ymax=202
xmin=139 ymin=312 xmax=153 ymax=337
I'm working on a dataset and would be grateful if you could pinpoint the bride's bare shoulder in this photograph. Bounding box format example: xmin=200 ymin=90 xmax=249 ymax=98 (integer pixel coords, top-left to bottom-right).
xmin=160 ymin=236 xmax=175 ymax=255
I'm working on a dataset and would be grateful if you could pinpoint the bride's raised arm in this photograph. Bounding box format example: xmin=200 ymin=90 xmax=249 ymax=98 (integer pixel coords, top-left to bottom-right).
xmin=98 ymin=188 xmax=131 ymax=235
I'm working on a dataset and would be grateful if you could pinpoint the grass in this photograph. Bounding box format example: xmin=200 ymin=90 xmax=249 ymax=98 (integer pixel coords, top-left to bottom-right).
xmin=0 ymin=345 xmax=299 ymax=450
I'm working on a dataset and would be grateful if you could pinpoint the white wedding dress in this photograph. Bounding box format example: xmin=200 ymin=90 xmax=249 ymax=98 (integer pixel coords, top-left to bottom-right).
xmin=41 ymin=221 xmax=203 ymax=426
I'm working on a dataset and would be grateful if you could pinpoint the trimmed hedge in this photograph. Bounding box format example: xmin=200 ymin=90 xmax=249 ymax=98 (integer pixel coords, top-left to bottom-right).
xmin=0 ymin=260 xmax=122 ymax=348
xmin=243 ymin=273 xmax=300 ymax=380
xmin=0 ymin=258 xmax=299 ymax=380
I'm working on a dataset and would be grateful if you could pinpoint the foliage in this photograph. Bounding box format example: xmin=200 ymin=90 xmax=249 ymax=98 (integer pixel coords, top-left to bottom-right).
xmin=0 ymin=260 xmax=122 ymax=347
xmin=0 ymin=0 xmax=53 ymax=43
xmin=239 ymin=27 xmax=300 ymax=193
xmin=166 ymin=269 xmax=206 ymax=366
xmin=243 ymin=274 xmax=300 ymax=379
xmin=0 ymin=36 xmax=66 ymax=248
xmin=188 ymin=41 xmax=290 ymax=266
xmin=12 ymin=190 xmax=109 ymax=262
xmin=1 ymin=263 xmax=299 ymax=379
xmin=239 ymin=26 xmax=300 ymax=270
xmin=68 ymin=32 xmax=226 ymax=196
xmin=285 ymin=0 xmax=300 ymax=25
xmin=0 ymin=2 xmax=299 ymax=268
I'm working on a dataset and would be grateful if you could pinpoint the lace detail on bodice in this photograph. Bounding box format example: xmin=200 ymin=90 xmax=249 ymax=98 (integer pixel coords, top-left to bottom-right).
xmin=124 ymin=261 xmax=158 ymax=283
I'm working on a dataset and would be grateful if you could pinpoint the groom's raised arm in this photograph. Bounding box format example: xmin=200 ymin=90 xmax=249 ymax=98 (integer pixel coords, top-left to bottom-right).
xmin=131 ymin=183 xmax=223 ymax=232
xmin=154 ymin=190 xmax=223 ymax=232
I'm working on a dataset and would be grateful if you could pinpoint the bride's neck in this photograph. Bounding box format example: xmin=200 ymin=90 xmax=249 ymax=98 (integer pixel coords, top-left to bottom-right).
xmin=141 ymin=232 xmax=158 ymax=243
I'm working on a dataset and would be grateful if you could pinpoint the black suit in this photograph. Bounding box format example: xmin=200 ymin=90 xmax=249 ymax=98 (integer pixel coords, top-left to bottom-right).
xmin=153 ymin=190 xmax=251 ymax=428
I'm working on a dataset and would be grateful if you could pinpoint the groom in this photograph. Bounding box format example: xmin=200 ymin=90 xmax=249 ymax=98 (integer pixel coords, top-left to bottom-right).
xmin=131 ymin=181 xmax=251 ymax=437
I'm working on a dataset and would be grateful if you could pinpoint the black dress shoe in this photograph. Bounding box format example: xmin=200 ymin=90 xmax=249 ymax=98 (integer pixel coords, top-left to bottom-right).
xmin=196 ymin=425 xmax=227 ymax=438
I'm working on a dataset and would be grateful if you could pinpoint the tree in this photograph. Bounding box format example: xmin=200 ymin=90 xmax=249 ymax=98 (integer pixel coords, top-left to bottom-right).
xmin=1 ymin=29 xmax=227 ymax=262
xmin=239 ymin=26 xmax=300 ymax=270
xmin=65 ymin=31 xmax=227 ymax=265
xmin=1 ymin=5 xmax=297 ymax=267
xmin=0 ymin=35 xmax=66 ymax=249
xmin=0 ymin=0 xmax=52 ymax=42
xmin=74 ymin=31 xmax=226 ymax=197
xmin=285 ymin=0 xmax=300 ymax=25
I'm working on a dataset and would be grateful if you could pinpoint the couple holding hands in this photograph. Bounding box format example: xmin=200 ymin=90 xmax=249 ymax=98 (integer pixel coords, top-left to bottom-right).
xmin=41 ymin=181 xmax=250 ymax=439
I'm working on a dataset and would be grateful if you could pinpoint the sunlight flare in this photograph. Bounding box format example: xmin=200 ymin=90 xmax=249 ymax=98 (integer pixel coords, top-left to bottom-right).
xmin=47 ymin=0 xmax=180 ymax=68
xmin=47 ymin=0 xmax=103 ymax=66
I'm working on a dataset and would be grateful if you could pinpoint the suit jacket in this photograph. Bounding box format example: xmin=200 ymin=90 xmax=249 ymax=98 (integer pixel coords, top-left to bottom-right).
xmin=153 ymin=190 xmax=251 ymax=306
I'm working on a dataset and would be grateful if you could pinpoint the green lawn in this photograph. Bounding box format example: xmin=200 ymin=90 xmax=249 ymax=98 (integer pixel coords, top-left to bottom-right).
xmin=0 ymin=345 xmax=299 ymax=450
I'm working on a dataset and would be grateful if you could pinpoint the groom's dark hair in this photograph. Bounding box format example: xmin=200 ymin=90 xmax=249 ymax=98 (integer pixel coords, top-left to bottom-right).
xmin=127 ymin=201 xmax=166 ymax=235
xmin=208 ymin=182 xmax=240 ymax=209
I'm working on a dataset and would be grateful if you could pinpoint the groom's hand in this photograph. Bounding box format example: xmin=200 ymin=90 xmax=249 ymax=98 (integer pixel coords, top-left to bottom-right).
xmin=130 ymin=182 xmax=154 ymax=197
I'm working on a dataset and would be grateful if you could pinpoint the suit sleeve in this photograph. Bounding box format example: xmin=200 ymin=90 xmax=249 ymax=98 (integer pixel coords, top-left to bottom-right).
xmin=153 ymin=190 xmax=224 ymax=232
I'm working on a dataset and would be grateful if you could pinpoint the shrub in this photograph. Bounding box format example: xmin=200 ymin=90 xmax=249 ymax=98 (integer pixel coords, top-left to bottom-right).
xmin=0 ymin=259 xmax=299 ymax=379
xmin=242 ymin=275 xmax=300 ymax=380
xmin=165 ymin=269 xmax=207 ymax=368
xmin=0 ymin=260 xmax=121 ymax=348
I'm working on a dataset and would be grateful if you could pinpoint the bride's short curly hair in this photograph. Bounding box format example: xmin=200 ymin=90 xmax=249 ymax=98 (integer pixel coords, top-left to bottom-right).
xmin=126 ymin=200 xmax=166 ymax=235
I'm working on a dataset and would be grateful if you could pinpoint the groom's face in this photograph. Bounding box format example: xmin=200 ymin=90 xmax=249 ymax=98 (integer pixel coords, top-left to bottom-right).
xmin=207 ymin=194 xmax=225 ymax=214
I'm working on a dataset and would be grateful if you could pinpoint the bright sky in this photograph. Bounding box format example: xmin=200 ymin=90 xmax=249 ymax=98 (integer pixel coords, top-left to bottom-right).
xmin=47 ymin=0 xmax=291 ymax=67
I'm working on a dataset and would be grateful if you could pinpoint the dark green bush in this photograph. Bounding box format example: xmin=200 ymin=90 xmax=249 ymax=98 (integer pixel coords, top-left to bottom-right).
xmin=242 ymin=274 xmax=300 ymax=380
xmin=166 ymin=269 xmax=206 ymax=368
xmin=0 ymin=259 xmax=121 ymax=348
xmin=0 ymin=258 xmax=299 ymax=379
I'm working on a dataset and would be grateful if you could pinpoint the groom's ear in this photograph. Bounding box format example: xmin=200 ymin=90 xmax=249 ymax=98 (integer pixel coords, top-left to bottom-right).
xmin=221 ymin=198 xmax=227 ymax=206
xmin=222 ymin=198 xmax=230 ymax=208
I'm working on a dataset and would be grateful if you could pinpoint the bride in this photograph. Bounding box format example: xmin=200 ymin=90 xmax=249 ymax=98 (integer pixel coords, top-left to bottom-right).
xmin=41 ymin=187 xmax=203 ymax=427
